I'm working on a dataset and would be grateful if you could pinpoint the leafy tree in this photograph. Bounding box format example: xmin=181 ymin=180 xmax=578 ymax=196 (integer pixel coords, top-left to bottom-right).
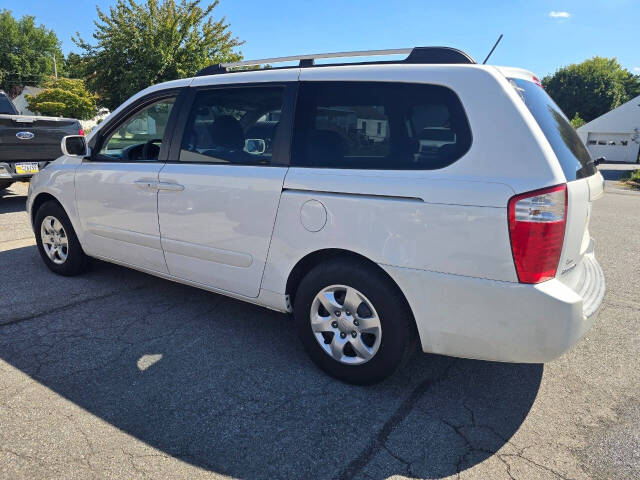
xmin=63 ymin=52 xmax=91 ymax=80
xmin=0 ymin=10 xmax=63 ymax=95
xmin=74 ymin=0 xmax=244 ymax=110
xmin=26 ymin=77 xmax=97 ymax=120
xmin=570 ymin=112 xmax=586 ymax=129
xmin=620 ymin=68 xmax=640 ymax=100
xmin=543 ymin=57 xmax=640 ymax=123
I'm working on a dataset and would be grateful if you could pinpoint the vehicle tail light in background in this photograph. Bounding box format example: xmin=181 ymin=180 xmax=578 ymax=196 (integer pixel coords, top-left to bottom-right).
xmin=508 ymin=184 xmax=567 ymax=284
xmin=78 ymin=129 xmax=85 ymax=136
xmin=532 ymin=75 xmax=543 ymax=87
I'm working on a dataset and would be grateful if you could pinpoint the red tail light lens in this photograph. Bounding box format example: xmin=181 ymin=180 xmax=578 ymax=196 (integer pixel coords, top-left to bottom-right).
xmin=78 ymin=129 xmax=85 ymax=136
xmin=508 ymin=184 xmax=567 ymax=284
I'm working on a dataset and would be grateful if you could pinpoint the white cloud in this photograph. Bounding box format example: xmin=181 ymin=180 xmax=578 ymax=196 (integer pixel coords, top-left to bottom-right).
xmin=634 ymin=67 xmax=640 ymax=72
xmin=549 ymin=11 xmax=571 ymax=18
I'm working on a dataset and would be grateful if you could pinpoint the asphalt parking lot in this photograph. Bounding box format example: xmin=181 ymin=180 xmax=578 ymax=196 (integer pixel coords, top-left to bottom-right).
xmin=1 ymin=166 xmax=639 ymax=480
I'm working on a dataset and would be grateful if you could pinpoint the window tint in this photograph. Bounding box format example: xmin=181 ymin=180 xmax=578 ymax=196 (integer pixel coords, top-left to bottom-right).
xmin=0 ymin=94 xmax=17 ymax=115
xmin=99 ymin=97 xmax=175 ymax=161
xmin=180 ymin=86 xmax=285 ymax=165
xmin=291 ymin=82 xmax=471 ymax=170
xmin=510 ymin=78 xmax=596 ymax=180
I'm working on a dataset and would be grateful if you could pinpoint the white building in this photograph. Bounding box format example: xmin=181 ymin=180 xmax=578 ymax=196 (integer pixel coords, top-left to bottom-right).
xmin=576 ymin=95 xmax=640 ymax=163
xmin=12 ymin=86 xmax=43 ymax=115
xmin=357 ymin=117 xmax=388 ymax=142
xmin=80 ymin=107 xmax=111 ymax=132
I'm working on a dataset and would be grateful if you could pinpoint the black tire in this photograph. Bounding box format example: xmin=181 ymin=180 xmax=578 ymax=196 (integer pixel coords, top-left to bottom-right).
xmin=34 ymin=200 xmax=90 ymax=276
xmin=293 ymin=258 xmax=415 ymax=385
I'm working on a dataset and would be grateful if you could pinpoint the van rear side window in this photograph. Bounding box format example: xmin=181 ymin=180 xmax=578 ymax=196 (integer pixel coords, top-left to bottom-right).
xmin=291 ymin=82 xmax=471 ymax=170
xmin=510 ymin=78 xmax=596 ymax=181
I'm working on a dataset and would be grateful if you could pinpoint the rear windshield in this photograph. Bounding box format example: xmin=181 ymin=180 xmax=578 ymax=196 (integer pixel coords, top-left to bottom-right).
xmin=0 ymin=95 xmax=17 ymax=115
xmin=510 ymin=78 xmax=596 ymax=181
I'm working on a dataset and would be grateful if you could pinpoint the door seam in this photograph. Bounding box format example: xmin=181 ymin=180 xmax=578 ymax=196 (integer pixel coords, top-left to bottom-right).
xmin=156 ymin=162 xmax=170 ymax=271
xmin=257 ymin=167 xmax=290 ymax=294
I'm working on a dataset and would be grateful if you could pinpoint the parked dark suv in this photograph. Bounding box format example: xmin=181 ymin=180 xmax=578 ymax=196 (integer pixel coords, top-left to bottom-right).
xmin=0 ymin=90 xmax=83 ymax=190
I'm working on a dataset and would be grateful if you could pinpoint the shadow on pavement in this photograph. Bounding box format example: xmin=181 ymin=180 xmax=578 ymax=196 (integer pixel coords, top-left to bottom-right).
xmin=0 ymin=189 xmax=27 ymax=214
xmin=598 ymin=163 xmax=639 ymax=181
xmin=599 ymin=169 xmax=626 ymax=181
xmin=0 ymin=245 xmax=543 ymax=479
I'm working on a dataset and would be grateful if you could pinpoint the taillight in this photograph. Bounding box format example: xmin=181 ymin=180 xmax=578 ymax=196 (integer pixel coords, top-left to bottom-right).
xmin=78 ymin=129 xmax=85 ymax=136
xmin=508 ymin=184 xmax=567 ymax=284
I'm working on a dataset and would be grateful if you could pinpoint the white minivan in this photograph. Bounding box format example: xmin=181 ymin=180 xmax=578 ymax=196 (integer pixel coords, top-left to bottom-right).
xmin=27 ymin=47 xmax=605 ymax=384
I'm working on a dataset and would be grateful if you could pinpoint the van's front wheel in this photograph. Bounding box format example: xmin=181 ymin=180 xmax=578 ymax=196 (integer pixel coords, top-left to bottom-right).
xmin=293 ymin=259 xmax=414 ymax=384
xmin=34 ymin=201 xmax=89 ymax=276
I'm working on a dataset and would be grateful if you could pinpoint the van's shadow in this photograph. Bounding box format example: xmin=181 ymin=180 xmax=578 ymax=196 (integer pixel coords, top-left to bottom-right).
xmin=0 ymin=246 xmax=543 ymax=479
xmin=598 ymin=164 xmax=639 ymax=181
xmin=0 ymin=188 xmax=27 ymax=214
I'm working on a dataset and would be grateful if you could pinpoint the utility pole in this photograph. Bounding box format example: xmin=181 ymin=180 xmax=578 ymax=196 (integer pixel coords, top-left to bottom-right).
xmin=53 ymin=54 xmax=58 ymax=79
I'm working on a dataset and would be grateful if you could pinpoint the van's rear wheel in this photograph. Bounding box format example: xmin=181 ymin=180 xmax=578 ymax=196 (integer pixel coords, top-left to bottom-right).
xmin=293 ymin=259 xmax=414 ymax=384
xmin=34 ymin=201 xmax=89 ymax=276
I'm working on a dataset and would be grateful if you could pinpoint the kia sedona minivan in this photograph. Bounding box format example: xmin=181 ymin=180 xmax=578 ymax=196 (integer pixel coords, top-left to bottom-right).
xmin=27 ymin=47 xmax=605 ymax=384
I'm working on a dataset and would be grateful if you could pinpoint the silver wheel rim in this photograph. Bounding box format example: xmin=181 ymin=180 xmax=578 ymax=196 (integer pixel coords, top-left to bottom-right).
xmin=40 ymin=216 xmax=68 ymax=265
xmin=310 ymin=284 xmax=382 ymax=365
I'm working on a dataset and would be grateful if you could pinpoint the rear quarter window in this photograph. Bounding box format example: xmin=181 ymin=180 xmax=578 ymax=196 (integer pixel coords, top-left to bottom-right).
xmin=291 ymin=81 xmax=472 ymax=170
xmin=510 ymin=78 xmax=596 ymax=181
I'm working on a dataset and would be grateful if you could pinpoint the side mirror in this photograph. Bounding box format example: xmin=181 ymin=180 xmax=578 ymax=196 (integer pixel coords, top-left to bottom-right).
xmin=61 ymin=135 xmax=90 ymax=157
xmin=244 ymin=138 xmax=266 ymax=155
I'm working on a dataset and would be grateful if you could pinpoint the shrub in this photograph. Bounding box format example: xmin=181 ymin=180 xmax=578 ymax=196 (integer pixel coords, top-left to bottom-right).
xmin=26 ymin=77 xmax=97 ymax=120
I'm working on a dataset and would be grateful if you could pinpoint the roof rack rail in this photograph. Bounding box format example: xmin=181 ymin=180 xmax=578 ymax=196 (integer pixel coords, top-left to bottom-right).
xmin=195 ymin=46 xmax=475 ymax=76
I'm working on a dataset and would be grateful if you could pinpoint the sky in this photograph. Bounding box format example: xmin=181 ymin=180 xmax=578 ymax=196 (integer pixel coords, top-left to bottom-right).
xmin=4 ymin=0 xmax=638 ymax=77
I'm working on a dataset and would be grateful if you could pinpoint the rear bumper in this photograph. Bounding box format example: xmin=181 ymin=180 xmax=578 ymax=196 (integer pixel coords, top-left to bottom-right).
xmin=0 ymin=161 xmax=49 ymax=181
xmin=383 ymin=252 xmax=605 ymax=363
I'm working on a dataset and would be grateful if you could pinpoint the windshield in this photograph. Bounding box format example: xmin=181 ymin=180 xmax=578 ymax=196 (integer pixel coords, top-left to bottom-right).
xmin=510 ymin=78 xmax=596 ymax=181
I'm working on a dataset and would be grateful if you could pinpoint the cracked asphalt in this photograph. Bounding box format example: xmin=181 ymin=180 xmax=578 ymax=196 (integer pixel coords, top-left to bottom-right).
xmin=1 ymin=167 xmax=639 ymax=480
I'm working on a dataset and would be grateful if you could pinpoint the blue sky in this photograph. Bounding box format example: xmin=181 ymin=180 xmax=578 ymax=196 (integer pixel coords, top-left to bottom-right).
xmin=5 ymin=0 xmax=638 ymax=77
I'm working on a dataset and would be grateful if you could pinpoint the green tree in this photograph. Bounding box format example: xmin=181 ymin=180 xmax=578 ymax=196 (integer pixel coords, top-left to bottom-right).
xmin=620 ymin=68 xmax=640 ymax=100
xmin=26 ymin=77 xmax=97 ymax=120
xmin=63 ymin=52 xmax=91 ymax=80
xmin=74 ymin=0 xmax=244 ymax=110
xmin=570 ymin=112 xmax=586 ymax=129
xmin=542 ymin=57 xmax=640 ymax=123
xmin=0 ymin=10 xmax=63 ymax=95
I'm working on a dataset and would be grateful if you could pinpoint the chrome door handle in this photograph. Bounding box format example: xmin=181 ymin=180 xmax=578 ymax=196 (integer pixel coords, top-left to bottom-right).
xmin=134 ymin=179 xmax=159 ymax=190
xmin=157 ymin=182 xmax=185 ymax=192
